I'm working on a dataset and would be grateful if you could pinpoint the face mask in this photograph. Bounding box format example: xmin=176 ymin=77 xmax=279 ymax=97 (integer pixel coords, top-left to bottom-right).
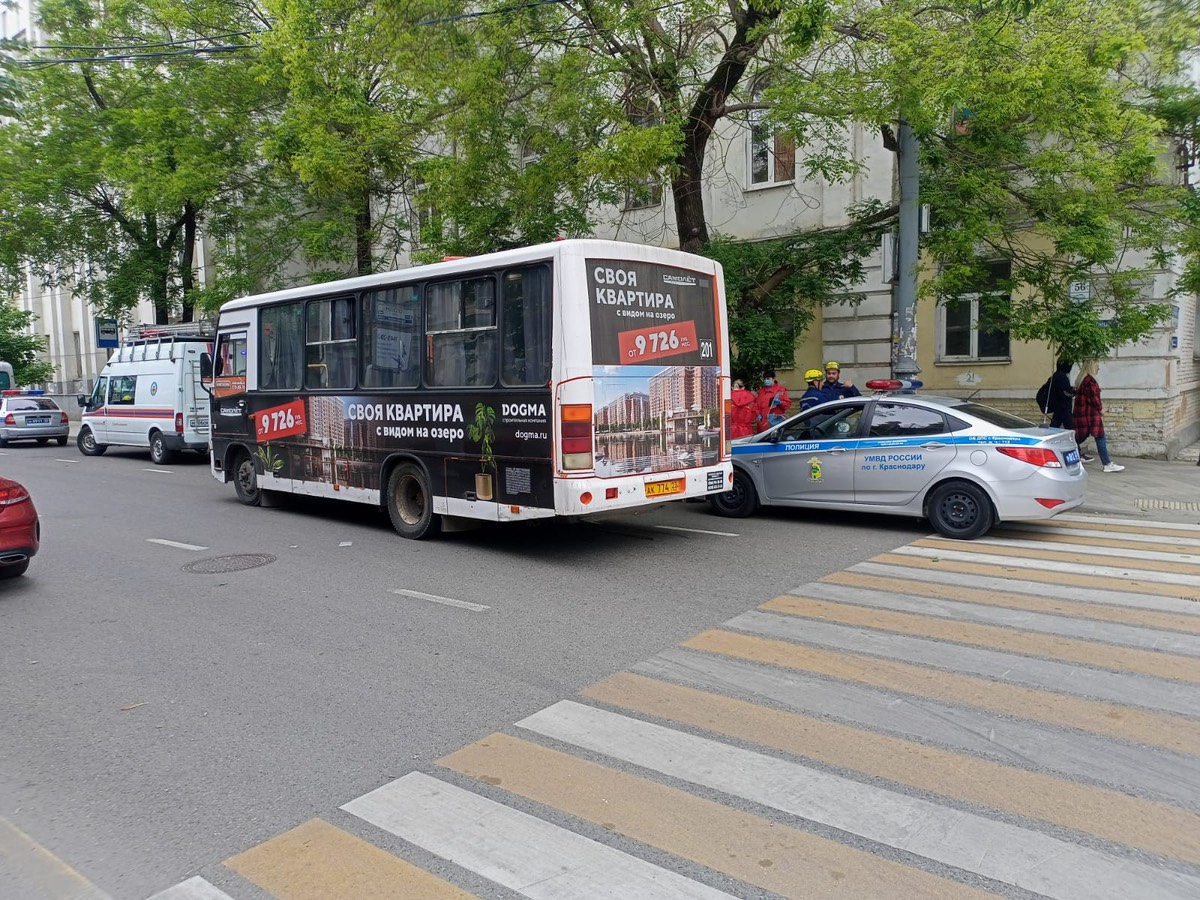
xmin=763 ymin=378 xmax=773 ymax=387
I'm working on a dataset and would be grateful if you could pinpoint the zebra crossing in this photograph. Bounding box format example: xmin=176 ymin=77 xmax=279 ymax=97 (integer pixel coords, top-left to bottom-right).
xmin=149 ymin=514 xmax=1200 ymax=899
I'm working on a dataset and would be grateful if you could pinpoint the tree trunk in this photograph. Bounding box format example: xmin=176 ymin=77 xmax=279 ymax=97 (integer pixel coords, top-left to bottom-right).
xmin=180 ymin=201 xmax=197 ymax=323
xmin=355 ymin=192 xmax=372 ymax=276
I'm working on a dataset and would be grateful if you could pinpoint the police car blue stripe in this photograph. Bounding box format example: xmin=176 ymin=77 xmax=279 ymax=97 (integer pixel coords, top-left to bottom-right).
xmin=733 ymin=434 xmax=1046 ymax=455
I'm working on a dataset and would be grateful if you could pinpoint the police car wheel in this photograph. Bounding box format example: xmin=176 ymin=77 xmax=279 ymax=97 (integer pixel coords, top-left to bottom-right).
xmin=928 ymin=480 xmax=993 ymax=540
xmin=387 ymin=462 xmax=441 ymax=540
xmin=232 ymin=450 xmax=262 ymax=506
xmin=709 ymin=470 xmax=758 ymax=518
xmin=56 ymin=436 xmax=67 ymax=447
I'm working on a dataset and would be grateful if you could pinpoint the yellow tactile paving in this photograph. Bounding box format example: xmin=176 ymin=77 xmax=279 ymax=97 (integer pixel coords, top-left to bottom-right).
xmin=226 ymin=818 xmax=477 ymax=900
xmin=762 ymin=595 xmax=1200 ymax=683
xmin=911 ymin=537 xmax=1200 ymax=577
xmin=870 ymin=552 xmax=1200 ymax=601
xmin=682 ymin=629 xmax=1200 ymax=755
xmin=439 ymin=733 xmax=996 ymax=900
xmin=821 ymin=570 xmax=1200 ymax=635
xmin=582 ymin=673 xmax=1200 ymax=865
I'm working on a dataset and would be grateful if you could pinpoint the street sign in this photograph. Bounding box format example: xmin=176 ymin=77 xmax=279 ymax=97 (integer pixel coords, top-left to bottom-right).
xmin=1068 ymin=280 xmax=1092 ymax=303
xmin=95 ymin=318 xmax=119 ymax=348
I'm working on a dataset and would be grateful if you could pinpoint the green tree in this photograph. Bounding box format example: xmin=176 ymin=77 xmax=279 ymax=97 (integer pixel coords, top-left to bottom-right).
xmin=0 ymin=300 xmax=54 ymax=385
xmin=771 ymin=0 xmax=1200 ymax=359
xmin=0 ymin=0 xmax=283 ymax=321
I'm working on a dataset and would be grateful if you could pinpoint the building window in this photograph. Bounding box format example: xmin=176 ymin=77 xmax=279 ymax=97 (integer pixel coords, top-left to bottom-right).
xmin=749 ymin=80 xmax=795 ymax=187
xmin=624 ymin=94 xmax=663 ymax=210
xmin=937 ymin=259 xmax=1011 ymax=362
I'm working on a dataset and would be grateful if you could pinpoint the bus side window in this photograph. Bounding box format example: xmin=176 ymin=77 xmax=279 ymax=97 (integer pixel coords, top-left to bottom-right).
xmin=426 ymin=277 xmax=497 ymax=388
xmin=502 ymin=266 xmax=551 ymax=386
xmin=260 ymin=303 xmax=304 ymax=391
xmin=361 ymin=288 xmax=419 ymax=389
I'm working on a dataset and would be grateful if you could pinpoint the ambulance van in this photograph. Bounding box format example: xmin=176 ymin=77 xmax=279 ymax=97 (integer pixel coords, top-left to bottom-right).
xmin=77 ymin=325 xmax=212 ymax=465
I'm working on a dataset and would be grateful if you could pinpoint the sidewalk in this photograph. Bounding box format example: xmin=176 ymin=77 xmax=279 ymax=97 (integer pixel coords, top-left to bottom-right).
xmin=1074 ymin=453 xmax=1200 ymax=525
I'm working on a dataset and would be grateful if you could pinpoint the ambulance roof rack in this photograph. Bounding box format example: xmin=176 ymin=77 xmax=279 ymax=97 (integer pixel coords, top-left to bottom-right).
xmin=128 ymin=321 xmax=215 ymax=342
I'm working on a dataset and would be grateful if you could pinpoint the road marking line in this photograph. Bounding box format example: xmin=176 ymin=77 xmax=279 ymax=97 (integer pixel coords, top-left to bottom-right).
xmin=227 ymin=818 xmax=476 ymax=900
xmin=727 ymin=609 xmax=1200 ymax=716
xmin=683 ymin=629 xmax=1200 ymax=755
xmin=439 ymin=733 xmax=991 ymax=900
xmin=764 ymin=595 xmax=1200 ymax=676
xmin=144 ymin=876 xmax=237 ymax=900
xmin=518 ymin=701 xmax=1200 ymax=900
xmin=824 ymin=569 xmax=1200 ymax=634
xmin=910 ymin=538 xmax=1200 ymax=574
xmin=0 ymin=815 xmax=112 ymax=900
xmin=995 ymin=526 xmax=1200 ymax=552
xmin=584 ymin=672 xmax=1200 ymax=864
xmin=846 ymin=561 xmax=1200 ymax=614
xmin=147 ymin=539 xmax=209 ymax=551
xmin=143 ymin=468 xmax=173 ymax=474
xmin=635 ymin=648 xmax=1200 ymax=808
xmin=392 ymin=589 xmax=489 ymax=611
xmin=1041 ymin=516 xmax=1200 ymax=536
xmin=870 ymin=552 xmax=1200 ymax=600
xmin=653 ymin=524 xmax=739 ymax=537
xmin=55 ymin=458 xmax=79 ymax=463
xmin=343 ymin=772 xmax=735 ymax=899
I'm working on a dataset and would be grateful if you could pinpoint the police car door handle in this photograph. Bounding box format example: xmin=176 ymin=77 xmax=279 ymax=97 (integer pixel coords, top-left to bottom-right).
xmin=920 ymin=441 xmax=947 ymax=450
xmin=827 ymin=446 xmax=850 ymax=453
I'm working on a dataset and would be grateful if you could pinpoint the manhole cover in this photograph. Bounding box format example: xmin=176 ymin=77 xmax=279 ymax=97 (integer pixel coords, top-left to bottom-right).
xmin=182 ymin=553 xmax=277 ymax=574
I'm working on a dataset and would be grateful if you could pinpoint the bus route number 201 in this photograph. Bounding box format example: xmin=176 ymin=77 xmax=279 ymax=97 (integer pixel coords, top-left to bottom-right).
xmin=256 ymin=399 xmax=308 ymax=441
xmin=699 ymin=339 xmax=714 ymax=359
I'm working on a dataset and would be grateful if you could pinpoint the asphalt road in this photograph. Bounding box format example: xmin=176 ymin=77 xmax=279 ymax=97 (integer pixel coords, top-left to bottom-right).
xmin=0 ymin=442 xmax=919 ymax=898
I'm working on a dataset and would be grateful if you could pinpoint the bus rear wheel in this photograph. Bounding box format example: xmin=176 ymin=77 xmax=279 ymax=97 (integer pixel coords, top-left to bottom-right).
xmin=232 ymin=450 xmax=262 ymax=507
xmin=387 ymin=463 xmax=440 ymax=540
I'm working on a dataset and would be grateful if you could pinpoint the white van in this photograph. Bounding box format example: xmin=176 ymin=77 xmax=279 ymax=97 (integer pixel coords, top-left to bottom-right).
xmin=77 ymin=327 xmax=212 ymax=465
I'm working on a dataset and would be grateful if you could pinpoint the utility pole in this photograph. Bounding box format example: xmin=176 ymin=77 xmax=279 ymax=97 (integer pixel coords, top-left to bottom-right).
xmin=893 ymin=119 xmax=921 ymax=379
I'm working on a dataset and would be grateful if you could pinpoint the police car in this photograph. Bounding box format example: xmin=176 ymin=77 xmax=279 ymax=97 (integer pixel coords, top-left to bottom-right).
xmin=0 ymin=390 xmax=70 ymax=447
xmin=710 ymin=380 xmax=1086 ymax=539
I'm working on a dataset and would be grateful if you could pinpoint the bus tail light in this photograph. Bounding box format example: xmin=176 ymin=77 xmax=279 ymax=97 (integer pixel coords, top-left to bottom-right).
xmin=175 ymin=413 xmax=184 ymax=434
xmin=560 ymin=403 xmax=593 ymax=470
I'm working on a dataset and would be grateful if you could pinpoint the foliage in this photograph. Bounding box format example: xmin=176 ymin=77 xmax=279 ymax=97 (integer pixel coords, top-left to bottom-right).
xmin=0 ymin=0 xmax=286 ymax=321
xmin=771 ymin=0 xmax=1198 ymax=359
xmin=0 ymin=300 xmax=55 ymax=385
xmin=467 ymin=402 xmax=496 ymax=473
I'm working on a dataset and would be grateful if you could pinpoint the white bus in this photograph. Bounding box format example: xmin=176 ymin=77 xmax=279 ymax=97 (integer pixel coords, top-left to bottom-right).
xmin=206 ymin=239 xmax=733 ymax=538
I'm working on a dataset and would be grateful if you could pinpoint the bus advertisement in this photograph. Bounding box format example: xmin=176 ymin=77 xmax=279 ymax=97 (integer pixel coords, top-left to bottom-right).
xmin=206 ymin=240 xmax=732 ymax=539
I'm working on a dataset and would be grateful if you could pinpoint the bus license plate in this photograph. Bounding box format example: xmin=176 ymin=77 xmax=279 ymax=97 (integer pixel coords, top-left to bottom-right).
xmin=1064 ymin=449 xmax=1079 ymax=465
xmin=645 ymin=478 xmax=685 ymax=498
xmin=26 ymin=417 xmax=49 ymax=425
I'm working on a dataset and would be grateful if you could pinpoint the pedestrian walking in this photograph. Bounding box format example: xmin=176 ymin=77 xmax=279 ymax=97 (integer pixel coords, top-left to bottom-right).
xmin=800 ymin=369 xmax=828 ymax=410
xmin=1073 ymin=361 xmax=1124 ymax=472
xmin=756 ymin=370 xmax=791 ymax=432
xmin=730 ymin=379 xmax=759 ymax=438
xmin=821 ymin=361 xmax=861 ymax=399
xmin=1046 ymin=359 xmax=1076 ymax=430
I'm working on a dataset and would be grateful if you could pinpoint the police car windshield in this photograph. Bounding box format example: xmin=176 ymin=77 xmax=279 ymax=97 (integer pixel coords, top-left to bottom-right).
xmin=949 ymin=401 xmax=1036 ymax=429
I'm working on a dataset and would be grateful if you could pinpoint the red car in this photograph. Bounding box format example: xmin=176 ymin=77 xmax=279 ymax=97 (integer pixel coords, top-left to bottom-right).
xmin=0 ymin=475 xmax=39 ymax=578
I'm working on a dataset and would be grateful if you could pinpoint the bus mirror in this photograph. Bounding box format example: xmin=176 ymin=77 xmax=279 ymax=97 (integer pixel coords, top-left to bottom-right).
xmin=77 ymin=394 xmax=88 ymax=408
xmin=200 ymin=352 xmax=213 ymax=381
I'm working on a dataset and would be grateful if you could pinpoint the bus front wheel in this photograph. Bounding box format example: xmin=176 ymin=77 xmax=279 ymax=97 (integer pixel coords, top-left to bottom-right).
xmin=232 ymin=450 xmax=262 ymax=507
xmin=387 ymin=463 xmax=440 ymax=540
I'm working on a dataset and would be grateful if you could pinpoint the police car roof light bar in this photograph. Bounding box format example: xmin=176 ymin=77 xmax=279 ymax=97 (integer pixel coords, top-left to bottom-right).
xmin=1 ymin=389 xmax=45 ymax=396
xmin=865 ymin=379 xmax=923 ymax=393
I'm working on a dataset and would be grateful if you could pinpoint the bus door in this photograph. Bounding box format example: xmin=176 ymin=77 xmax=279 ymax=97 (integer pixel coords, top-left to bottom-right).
xmin=210 ymin=330 xmax=252 ymax=445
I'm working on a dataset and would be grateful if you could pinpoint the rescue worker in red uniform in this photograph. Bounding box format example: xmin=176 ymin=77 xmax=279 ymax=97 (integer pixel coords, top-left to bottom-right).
xmin=730 ymin=379 xmax=759 ymax=438
xmin=756 ymin=370 xmax=791 ymax=432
